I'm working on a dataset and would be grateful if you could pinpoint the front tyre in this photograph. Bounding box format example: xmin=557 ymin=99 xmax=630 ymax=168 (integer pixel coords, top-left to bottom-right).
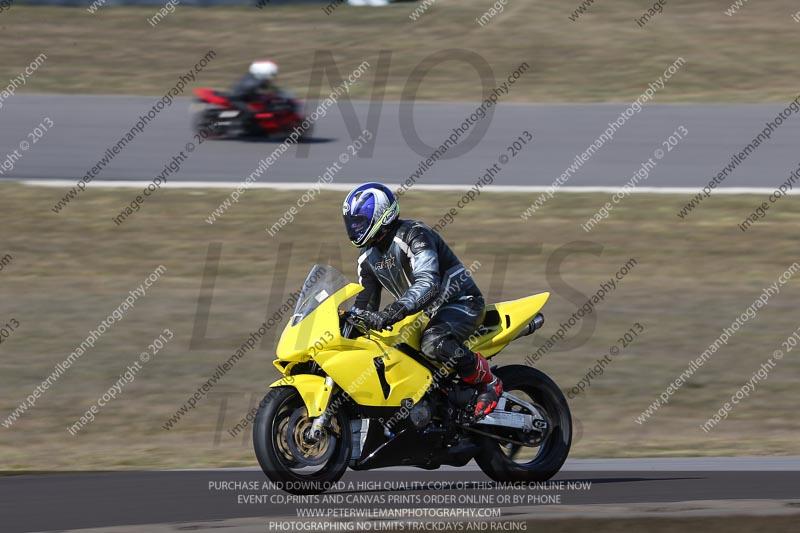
xmin=474 ymin=364 xmax=571 ymax=482
xmin=253 ymin=387 xmax=352 ymax=495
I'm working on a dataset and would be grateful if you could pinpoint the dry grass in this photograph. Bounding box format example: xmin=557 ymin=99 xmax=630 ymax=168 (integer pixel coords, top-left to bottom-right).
xmin=1 ymin=1 xmax=800 ymax=102
xmin=0 ymin=183 xmax=799 ymax=470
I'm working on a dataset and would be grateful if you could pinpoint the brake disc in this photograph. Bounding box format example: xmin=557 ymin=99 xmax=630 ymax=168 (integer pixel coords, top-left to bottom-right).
xmin=285 ymin=408 xmax=337 ymax=467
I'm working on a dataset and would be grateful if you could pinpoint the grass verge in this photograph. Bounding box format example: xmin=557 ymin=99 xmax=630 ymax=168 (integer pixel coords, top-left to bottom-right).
xmin=2 ymin=1 xmax=800 ymax=102
xmin=0 ymin=183 xmax=798 ymax=470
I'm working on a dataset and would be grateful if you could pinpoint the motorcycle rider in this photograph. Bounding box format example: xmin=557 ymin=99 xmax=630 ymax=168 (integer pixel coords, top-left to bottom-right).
xmin=342 ymin=183 xmax=503 ymax=418
xmin=229 ymin=60 xmax=281 ymax=132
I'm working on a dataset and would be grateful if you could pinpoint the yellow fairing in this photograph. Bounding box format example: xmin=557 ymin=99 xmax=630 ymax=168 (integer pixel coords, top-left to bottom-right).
xmin=273 ymin=282 xmax=433 ymax=408
xmin=275 ymin=282 xmax=362 ymax=360
xmin=370 ymin=293 xmax=551 ymax=358
xmin=272 ymin=279 xmax=548 ymax=413
xmin=369 ymin=312 xmax=430 ymax=352
xmin=469 ymin=292 xmax=550 ymax=358
xmin=269 ymin=374 xmax=332 ymax=417
xmin=315 ymin=342 xmax=432 ymax=406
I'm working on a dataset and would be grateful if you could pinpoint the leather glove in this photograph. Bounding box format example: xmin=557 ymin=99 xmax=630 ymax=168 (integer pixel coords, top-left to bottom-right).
xmin=363 ymin=301 xmax=408 ymax=331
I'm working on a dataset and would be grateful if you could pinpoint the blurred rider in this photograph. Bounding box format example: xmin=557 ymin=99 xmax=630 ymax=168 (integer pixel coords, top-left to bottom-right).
xmin=342 ymin=183 xmax=503 ymax=419
xmin=229 ymin=60 xmax=281 ymax=131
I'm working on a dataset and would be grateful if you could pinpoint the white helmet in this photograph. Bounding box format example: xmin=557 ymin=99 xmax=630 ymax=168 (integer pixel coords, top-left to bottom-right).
xmin=249 ymin=60 xmax=278 ymax=81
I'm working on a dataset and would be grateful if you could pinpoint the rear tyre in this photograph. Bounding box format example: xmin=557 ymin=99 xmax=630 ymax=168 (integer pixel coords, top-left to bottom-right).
xmin=298 ymin=123 xmax=314 ymax=142
xmin=474 ymin=364 xmax=571 ymax=482
xmin=253 ymin=387 xmax=352 ymax=495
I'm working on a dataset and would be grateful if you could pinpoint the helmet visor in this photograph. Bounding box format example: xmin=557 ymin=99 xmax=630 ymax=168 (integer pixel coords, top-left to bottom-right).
xmin=344 ymin=213 xmax=371 ymax=244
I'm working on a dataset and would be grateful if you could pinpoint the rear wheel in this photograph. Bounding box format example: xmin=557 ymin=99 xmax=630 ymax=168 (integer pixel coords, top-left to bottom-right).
xmin=253 ymin=387 xmax=352 ymax=494
xmin=285 ymin=121 xmax=313 ymax=142
xmin=474 ymin=364 xmax=571 ymax=482
xmin=298 ymin=122 xmax=314 ymax=141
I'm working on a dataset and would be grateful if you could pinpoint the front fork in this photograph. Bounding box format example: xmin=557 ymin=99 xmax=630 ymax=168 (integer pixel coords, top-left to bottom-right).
xmin=306 ymin=376 xmax=335 ymax=444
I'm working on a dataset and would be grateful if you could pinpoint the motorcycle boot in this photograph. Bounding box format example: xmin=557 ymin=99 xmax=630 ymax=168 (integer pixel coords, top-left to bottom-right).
xmin=461 ymin=352 xmax=503 ymax=418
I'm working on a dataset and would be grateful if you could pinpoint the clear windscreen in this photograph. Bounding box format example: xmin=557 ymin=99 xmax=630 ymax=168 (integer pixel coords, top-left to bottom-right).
xmin=291 ymin=265 xmax=350 ymax=326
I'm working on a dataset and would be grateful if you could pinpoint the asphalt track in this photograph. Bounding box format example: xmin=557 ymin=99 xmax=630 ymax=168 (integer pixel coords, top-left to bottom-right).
xmin=4 ymin=97 xmax=800 ymax=531
xmin=2 ymin=96 xmax=800 ymax=188
xmin=2 ymin=458 xmax=799 ymax=532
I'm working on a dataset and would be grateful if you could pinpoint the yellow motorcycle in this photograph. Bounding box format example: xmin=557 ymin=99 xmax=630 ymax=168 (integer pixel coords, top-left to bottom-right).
xmin=253 ymin=265 xmax=571 ymax=494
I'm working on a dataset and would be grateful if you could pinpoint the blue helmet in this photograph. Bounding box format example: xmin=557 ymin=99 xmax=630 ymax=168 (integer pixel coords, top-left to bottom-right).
xmin=342 ymin=183 xmax=399 ymax=247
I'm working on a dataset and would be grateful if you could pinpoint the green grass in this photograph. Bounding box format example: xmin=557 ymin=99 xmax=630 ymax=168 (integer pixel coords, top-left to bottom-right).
xmin=1 ymin=183 xmax=799 ymax=470
xmin=1 ymin=1 xmax=800 ymax=102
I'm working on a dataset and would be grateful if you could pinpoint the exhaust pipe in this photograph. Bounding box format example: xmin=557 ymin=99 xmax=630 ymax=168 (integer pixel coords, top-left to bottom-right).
xmin=514 ymin=313 xmax=544 ymax=340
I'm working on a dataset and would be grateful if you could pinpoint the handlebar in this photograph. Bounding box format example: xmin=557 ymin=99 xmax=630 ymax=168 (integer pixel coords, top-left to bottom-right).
xmin=342 ymin=309 xmax=393 ymax=332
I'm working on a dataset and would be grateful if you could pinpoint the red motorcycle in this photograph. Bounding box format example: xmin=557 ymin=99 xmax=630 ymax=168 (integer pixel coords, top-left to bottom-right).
xmin=190 ymin=88 xmax=312 ymax=140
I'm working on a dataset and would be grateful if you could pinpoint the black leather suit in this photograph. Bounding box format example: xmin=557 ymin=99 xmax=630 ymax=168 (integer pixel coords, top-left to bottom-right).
xmin=353 ymin=219 xmax=485 ymax=376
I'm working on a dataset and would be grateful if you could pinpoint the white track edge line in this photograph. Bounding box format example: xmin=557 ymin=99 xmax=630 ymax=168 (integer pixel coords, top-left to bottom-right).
xmin=10 ymin=179 xmax=797 ymax=196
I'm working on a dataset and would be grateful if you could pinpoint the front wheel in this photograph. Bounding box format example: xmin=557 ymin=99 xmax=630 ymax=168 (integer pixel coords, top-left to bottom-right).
xmin=474 ymin=364 xmax=572 ymax=482
xmin=253 ymin=387 xmax=352 ymax=494
xmin=192 ymin=109 xmax=227 ymax=140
